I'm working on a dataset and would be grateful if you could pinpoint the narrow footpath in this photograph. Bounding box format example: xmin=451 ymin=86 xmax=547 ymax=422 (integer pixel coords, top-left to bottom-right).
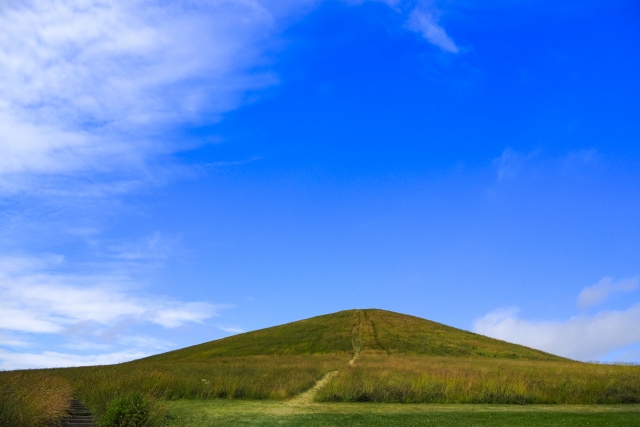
xmin=287 ymin=310 xmax=363 ymax=405
xmin=349 ymin=309 xmax=362 ymax=366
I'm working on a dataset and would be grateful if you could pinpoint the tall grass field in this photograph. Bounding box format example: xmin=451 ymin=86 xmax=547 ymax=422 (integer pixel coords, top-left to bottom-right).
xmin=1 ymin=309 xmax=639 ymax=426
xmin=0 ymin=371 xmax=72 ymax=427
xmin=318 ymin=353 xmax=640 ymax=403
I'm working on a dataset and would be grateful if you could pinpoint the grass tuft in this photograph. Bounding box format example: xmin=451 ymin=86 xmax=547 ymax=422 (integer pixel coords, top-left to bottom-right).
xmin=0 ymin=370 xmax=72 ymax=427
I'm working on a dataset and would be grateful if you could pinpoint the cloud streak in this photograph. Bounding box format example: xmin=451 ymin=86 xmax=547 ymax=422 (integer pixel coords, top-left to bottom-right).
xmin=474 ymin=304 xmax=640 ymax=361
xmin=0 ymin=255 xmax=221 ymax=334
xmin=0 ymin=0 xmax=280 ymax=190
xmin=407 ymin=6 xmax=458 ymax=53
xmin=577 ymin=277 xmax=638 ymax=309
xmin=0 ymin=348 xmax=149 ymax=370
xmin=0 ymin=0 xmax=459 ymax=194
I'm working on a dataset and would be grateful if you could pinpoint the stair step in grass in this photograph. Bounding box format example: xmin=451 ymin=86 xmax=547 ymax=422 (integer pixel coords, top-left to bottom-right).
xmin=62 ymin=399 xmax=95 ymax=427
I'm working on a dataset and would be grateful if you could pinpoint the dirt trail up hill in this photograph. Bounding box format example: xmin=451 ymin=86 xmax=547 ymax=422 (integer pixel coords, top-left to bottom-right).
xmin=288 ymin=309 xmax=368 ymax=404
xmin=287 ymin=307 xmax=568 ymax=404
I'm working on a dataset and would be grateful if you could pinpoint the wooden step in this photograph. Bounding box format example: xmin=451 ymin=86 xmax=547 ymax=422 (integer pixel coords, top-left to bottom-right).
xmin=62 ymin=399 xmax=95 ymax=427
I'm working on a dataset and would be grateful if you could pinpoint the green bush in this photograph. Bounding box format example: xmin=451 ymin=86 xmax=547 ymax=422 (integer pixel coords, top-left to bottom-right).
xmin=100 ymin=392 xmax=150 ymax=427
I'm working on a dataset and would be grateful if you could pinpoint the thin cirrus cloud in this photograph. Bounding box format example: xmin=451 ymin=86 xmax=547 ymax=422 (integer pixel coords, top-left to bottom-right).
xmin=0 ymin=0 xmax=281 ymax=186
xmin=474 ymin=278 xmax=640 ymax=361
xmin=491 ymin=147 xmax=600 ymax=183
xmin=406 ymin=6 xmax=458 ymax=53
xmin=577 ymin=277 xmax=639 ymax=309
xmin=0 ymin=255 xmax=222 ymax=335
xmin=0 ymin=333 xmax=30 ymax=348
xmin=0 ymin=0 xmax=458 ymax=193
xmin=0 ymin=348 xmax=149 ymax=370
xmin=217 ymin=325 xmax=246 ymax=334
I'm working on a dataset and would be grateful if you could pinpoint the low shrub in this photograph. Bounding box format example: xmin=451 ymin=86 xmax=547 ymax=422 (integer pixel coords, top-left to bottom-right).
xmin=100 ymin=392 xmax=150 ymax=427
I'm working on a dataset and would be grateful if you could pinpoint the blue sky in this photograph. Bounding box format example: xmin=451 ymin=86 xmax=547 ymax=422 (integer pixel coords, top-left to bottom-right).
xmin=1 ymin=0 xmax=639 ymax=369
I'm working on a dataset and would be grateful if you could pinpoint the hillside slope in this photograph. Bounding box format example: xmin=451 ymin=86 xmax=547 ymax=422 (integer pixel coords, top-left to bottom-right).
xmin=143 ymin=309 xmax=564 ymax=362
xmin=28 ymin=309 xmax=638 ymax=409
xmin=143 ymin=309 xmax=355 ymax=361
xmin=361 ymin=309 xmax=563 ymax=360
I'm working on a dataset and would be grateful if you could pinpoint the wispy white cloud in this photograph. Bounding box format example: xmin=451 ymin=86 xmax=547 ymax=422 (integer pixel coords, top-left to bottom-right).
xmin=62 ymin=334 xmax=172 ymax=351
xmin=407 ymin=5 xmax=458 ymax=53
xmin=106 ymin=232 xmax=175 ymax=262
xmin=0 ymin=253 xmax=225 ymax=368
xmin=0 ymin=255 xmax=222 ymax=334
xmin=577 ymin=277 xmax=638 ymax=309
xmin=0 ymin=0 xmax=459 ymax=195
xmin=0 ymin=0 xmax=282 ymax=192
xmin=0 ymin=332 xmax=31 ymax=348
xmin=62 ymin=342 xmax=113 ymax=351
xmin=473 ymin=305 xmax=640 ymax=361
xmin=119 ymin=334 xmax=173 ymax=350
xmin=492 ymin=147 xmax=540 ymax=181
xmin=0 ymin=348 xmax=148 ymax=370
xmin=217 ymin=325 xmax=246 ymax=334
xmin=491 ymin=147 xmax=602 ymax=183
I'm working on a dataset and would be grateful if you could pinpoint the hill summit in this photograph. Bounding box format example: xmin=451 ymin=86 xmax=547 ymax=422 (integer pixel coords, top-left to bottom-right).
xmin=146 ymin=309 xmax=564 ymax=362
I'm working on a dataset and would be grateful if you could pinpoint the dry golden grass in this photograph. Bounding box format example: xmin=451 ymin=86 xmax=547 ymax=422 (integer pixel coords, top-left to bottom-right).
xmin=0 ymin=370 xmax=73 ymax=427
xmin=45 ymin=354 xmax=350 ymax=421
xmin=317 ymin=353 xmax=640 ymax=404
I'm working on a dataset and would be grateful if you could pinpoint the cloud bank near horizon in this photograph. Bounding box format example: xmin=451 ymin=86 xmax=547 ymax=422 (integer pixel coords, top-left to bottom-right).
xmin=0 ymin=255 xmax=221 ymax=333
xmin=0 ymin=254 xmax=225 ymax=369
xmin=0 ymin=348 xmax=150 ymax=370
xmin=474 ymin=277 xmax=640 ymax=361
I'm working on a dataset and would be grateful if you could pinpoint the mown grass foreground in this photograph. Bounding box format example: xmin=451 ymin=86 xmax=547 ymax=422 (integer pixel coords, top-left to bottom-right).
xmin=165 ymin=400 xmax=640 ymax=427
xmin=2 ymin=309 xmax=640 ymax=426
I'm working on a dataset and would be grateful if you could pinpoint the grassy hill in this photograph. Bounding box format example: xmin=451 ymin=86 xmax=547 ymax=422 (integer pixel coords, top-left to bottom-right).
xmin=143 ymin=309 xmax=563 ymax=361
xmin=2 ymin=309 xmax=639 ymax=427
xmin=353 ymin=309 xmax=563 ymax=360
xmin=114 ymin=309 xmax=640 ymax=405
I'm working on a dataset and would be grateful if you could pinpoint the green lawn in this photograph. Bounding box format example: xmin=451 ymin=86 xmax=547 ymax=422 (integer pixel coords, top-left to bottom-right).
xmin=165 ymin=400 xmax=640 ymax=427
